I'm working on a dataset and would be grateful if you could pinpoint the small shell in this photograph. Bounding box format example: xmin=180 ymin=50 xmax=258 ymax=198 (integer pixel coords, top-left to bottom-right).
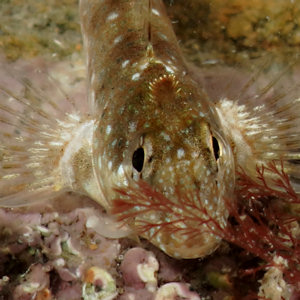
xmin=155 ymin=282 xmax=200 ymax=300
xmin=82 ymin=266 xmax=118 ymax=300
xmin=120 ymin=247 xmax=159 ymax=292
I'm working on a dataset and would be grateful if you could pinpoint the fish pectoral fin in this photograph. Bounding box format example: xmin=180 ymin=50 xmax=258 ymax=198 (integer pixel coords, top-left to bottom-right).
xmin=0 ymin=188 xmax=63 ymax=208
xmin=0 ymin=59 xmax=89 ymax=207
xmin=216 ymin=94 xmax=300 ymax=194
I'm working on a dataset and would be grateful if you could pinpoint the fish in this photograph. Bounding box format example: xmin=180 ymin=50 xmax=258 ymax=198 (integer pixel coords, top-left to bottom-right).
xmin=0 ymin=0 xmax=299 ymax=259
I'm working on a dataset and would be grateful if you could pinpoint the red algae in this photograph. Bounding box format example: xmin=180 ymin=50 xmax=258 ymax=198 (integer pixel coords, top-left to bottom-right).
xmin=112 ymin=160 xmax=300 ymax=298
xmin=229 ymin=162 xmax=300 ymax=284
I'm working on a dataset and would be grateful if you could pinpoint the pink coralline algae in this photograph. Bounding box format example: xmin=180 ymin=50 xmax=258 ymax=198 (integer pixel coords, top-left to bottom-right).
xmin=0 ymin=197 xmax=120 ymax=299
xmin=0 ymin=194 xmax=201 ymax=299
xmin=119 ymin=248 xmax=199 ymax=300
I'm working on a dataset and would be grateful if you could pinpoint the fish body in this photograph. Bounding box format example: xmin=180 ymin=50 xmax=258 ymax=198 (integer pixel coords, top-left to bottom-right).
xmin=79 ymin=0 xmax=235 ymax=258
xmin=0 ymin=0 xmax=299 ymax=259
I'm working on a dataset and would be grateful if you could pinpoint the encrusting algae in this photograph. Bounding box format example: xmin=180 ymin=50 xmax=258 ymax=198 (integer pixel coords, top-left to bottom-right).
xmin=0 ymin=0 xmax=299 ymax=268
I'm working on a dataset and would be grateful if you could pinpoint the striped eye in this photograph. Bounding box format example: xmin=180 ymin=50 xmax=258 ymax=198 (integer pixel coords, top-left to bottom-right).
xmin=132 ymin=147 xmax=145 ymax=172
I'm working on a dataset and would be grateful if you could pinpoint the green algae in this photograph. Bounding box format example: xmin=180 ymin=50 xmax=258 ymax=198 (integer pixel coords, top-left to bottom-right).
xmin=0 ymin=0 xmax=81 ymax=61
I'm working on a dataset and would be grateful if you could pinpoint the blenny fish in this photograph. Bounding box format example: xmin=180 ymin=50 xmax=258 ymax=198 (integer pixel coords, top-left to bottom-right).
xmin=0 ymin=0 xmax=299 ymax=259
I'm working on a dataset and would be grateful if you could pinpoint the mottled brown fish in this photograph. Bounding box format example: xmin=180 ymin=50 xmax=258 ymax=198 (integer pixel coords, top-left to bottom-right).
xmin=0 ymin=0 xmax=299 ymax=259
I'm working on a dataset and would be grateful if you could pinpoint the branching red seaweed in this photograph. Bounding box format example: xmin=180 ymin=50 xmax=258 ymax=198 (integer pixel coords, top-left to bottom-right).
xmin=112 ymin=160 xmax=300 ymax=294
xmin=113 ymin=182 xmax=217 ymax=241
xmin=231 ymin=161 xmax=300 ymax=284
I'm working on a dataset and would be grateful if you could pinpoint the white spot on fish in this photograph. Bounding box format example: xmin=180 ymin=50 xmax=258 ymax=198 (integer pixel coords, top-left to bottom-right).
xmin=128 ymin=122 xmax=137 ymax=132
xmin=106 ymin=125 xmax=112 ymax=135
xmin=117 ymin=165 xmax=124 ymax=177
xmin=98 ymin=156 xmax=102 ymax=168
xmin=150 ymin=228 xmax=156 ymax=237
xmin=106 ymin=12 xmax=119 ymax=21
xmin=155 ymin=233 xmax=161 ymax=243
xmin=191 ymin=151 xmax=198 ymax=158
xmin=152 ymin=8 xmax=160 ymax=16
xmin=158 ymin=32 xmax=168 ymax=41
xmin=122 ymin=60 xmax=130 ymax=68
xmin=108 ymin=161 xmax=112 ymax=170
xmin=132 ymin=73 xmax=140 ymax=81
xmin=177 ymin=148 xmax=185 ymax=159
xmin=139 ymin=61 xmax=150 ymax=70
xmin=50 ymin=141 xmax=64 ymax=146
xmin=165 ymin=65 xmax=175 ymax=73
xmin=160 ymin=131 xmax=170 ymax=141
xmin=114 ymin=35 xmax=123 ymax=44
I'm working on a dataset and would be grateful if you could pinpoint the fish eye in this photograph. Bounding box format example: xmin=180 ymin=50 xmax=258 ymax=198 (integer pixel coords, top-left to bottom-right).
xmin=132 ymin=147 xmax=145 ymax=172
xmin=212 ymin=136 xmax=220 ymax=161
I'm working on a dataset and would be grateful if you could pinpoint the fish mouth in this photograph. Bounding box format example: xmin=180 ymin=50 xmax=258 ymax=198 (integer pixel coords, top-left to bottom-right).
xmin=111 ymin=179 xmax=227 ymax=259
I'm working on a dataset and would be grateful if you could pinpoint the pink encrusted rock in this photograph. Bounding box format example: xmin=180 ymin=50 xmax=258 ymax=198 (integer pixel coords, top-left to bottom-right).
xmin=46 ymin=235 xmax=63 ymax=256
xmin=155 ymin=283 xmax=200 ymax=300
xmin=55 ymin=282 xmax=82 ymax=300
xmin=118 ymin=288 xmax=155 ymax=300
xmin=120 ymin=248 xmax=159 ymax=292
xmin=0 ymin=201 xmax=121 ymax=298
xmin=12 ymin=264 xmax=50 ymax=300
xmin=155 ymin=251 xmax=182 ymax=282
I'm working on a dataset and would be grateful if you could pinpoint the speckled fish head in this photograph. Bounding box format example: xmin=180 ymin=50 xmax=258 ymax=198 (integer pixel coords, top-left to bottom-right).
xmin=92 ymin=62 xmax=234 ymax=257
xmin=80 ymin=0 xmax=234 ymax=258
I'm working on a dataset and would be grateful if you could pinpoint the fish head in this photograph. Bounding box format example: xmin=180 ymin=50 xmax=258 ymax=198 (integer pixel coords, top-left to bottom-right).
xmin=93 ymin=67 xmax=234 ymax=258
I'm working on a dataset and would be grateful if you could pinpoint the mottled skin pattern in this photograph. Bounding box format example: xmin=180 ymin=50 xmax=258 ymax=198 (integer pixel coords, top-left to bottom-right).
xmin=80 ymin=0 xmax=234 ymax=258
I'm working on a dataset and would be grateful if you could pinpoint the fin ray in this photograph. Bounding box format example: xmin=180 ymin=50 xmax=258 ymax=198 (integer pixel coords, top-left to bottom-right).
xmin=0 ymin=58 xmax=87 ymax=207
xmin=215 ymin=59 xmax=300 ymax=193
